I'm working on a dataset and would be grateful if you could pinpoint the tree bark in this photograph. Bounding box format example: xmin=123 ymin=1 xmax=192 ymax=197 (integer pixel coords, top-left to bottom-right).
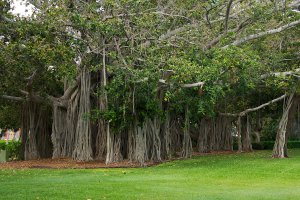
xmin=272 ymin=93 xmax=294 ymax=158
xmin=181 ymin=106 xmax=193 ymax=158
xmin=241 ymin=116 xmax=253 ymax=152
xmin=237 ymin=116 xmax=243 ymax=152
xmin=72 ymin=66 xmax=93 ymax=161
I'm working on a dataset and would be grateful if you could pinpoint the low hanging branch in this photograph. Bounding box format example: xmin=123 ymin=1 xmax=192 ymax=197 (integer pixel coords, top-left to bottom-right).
xmin=181 ymin=82 xmax=205 ymax=88
xmin=141 ymin=23 xmax=199 ymax=48
xmin=261 ymin=68 xmax=300 ymax=79
xmin=224 ymin=0 xmax=234 ymax=34
xmin=239 ymin=94 xmax=287 ymax=116
xmin=220 ymin=94 xmax=287 ymax=117
xmin=1 ymin=95 xmax=24 ymax=101
xmin=223 ymin=19 xmax=300 ymax=48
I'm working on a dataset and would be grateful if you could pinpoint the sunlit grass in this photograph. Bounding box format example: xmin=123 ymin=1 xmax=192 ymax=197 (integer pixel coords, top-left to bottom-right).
xmin=1 ymin=149 xmax=300 ymax=200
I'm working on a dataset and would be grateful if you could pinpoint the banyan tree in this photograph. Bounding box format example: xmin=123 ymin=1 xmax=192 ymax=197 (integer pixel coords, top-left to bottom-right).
xmin=1 ymin=0 xmax=300 ymax=164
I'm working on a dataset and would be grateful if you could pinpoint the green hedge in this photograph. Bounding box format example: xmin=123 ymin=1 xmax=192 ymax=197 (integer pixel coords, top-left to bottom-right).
xmin=0 ymin=140 xmax=22 ymax=160
xmin=234 ymin=141 xmax=300 ymax=150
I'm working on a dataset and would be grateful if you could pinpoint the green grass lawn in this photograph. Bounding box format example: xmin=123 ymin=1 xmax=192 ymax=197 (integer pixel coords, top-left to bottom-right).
xmin=1 ymin=150 xmax=300 ymax=200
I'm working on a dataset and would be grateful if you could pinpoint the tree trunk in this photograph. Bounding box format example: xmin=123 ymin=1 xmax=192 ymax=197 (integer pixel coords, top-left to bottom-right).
xmin=36 ymin=107 xmax=52 ymax=158
xmin=135 ymin=121 xmax=148 ymax=165
xmin=170 ymin=117 xmax=181 ymax=154
xmin=272 ymin=93 xmax=294 ymax=158
xmin=95 ymin=72 xmax=108 ymax=161
xmin=237 ymin=116 xmax=243 ymax=152
xmin=241 ymin=116 xmax=253 ymax=152
xmin=181 ymin=106 xmax=193 ymax=158
xmin=95 ymin=118 xmax=107 ymax=160
xmin=147 ymin=118 xmax=162 ymax=162
xmin=51 ymin=105 xmax=67 ymax=159
xmin=72 ymin=66 xmax=93 ymax=161
xmin=22 ymin=101 xmax=52 ymax=160
xmin=284 ymin=95 xmax=298 ymax=157
xmin=105 ymin=130 xmax=123 ymax=164
xmin=63 ymin=89 xmax=79 ymax=157
xmin=23 ymin=102 xmax=41 ymax=160
xmin=128 ymin=124 xmax=136 ymax=162
xmin=197 ymin=119 xmax=209 ymax=153
xmin=161 ymin=112 xmax=171 ymax=159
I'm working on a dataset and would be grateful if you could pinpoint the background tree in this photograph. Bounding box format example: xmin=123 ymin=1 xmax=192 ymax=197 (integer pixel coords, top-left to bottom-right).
xmin=1 ymin=0 xmax=300 ymax=163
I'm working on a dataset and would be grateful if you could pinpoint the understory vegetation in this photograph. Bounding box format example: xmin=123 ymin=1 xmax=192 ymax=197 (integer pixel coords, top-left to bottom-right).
xmin=0 ymin=140 xmax=22 ymax=160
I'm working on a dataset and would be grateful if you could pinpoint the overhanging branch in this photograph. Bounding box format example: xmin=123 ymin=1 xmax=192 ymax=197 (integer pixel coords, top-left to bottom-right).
xmin=220 ymin=94 xmax=287 ymax=117
xmin=1 ymin=95 xmax=24 ymax=102
xmin=261 ymin=68 xmax=300 ymax=79
xmin=223 ymin=19 xmax=300 ymax=48
xmin=181 ymin=82 xmax=205 ymax=88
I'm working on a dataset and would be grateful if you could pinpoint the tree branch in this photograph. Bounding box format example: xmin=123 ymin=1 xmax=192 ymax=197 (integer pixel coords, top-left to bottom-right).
xmin=261 ymin=68 xmax=300 ymax=79
xmin=141 ymin=23 xmax=199 ymax=48
xmin=1 ymin=95 xmax=24 ymax=102
xmin=220 ymin=94 xmax=287 ymax=117
xmin=240 ymin=94 xmax=287 ymax=116
xmin=181 ymin=82 xmax=205 ymax=88
xmin=224 ymin=0 xmax=234 ymax=33
xmin=223 ymin=19 xmax=300 ymax=48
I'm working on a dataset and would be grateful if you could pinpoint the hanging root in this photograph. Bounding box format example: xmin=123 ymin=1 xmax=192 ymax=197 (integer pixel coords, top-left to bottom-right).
xmin=105 ymin=130 xmax=123 ymax=164
xmin=241 ymin=115 xmax=253 ymax=152
xmin=72 ymin=66 xmax=93 ymax=161
xmin=181 ymin=107 xmax=193 ymax=158
xmin=51 ymin=105 xmax=67 ymax=159
xmin=161 ymin=113 xmax=172 ymax=159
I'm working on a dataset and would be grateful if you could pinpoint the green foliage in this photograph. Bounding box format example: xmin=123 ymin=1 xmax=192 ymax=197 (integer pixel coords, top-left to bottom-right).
xmin=261 ymin=117 xmax=280 ymax=141
xmin=0 ymin=140 xmax=21 ymax=160
xmin=251 ymin=141 xmax=300 ymax=150
xmin=0 ymin=103 xmax=21 ymax=128
xmin=1 ymin=0 xmax=300 ymax=141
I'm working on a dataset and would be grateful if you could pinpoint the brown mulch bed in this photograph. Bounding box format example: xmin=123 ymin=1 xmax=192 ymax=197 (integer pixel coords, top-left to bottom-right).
xmin=0 ymin=158 xmax=156 ymax=169
xmin=0 ymin=151 xmax=236 ymax=169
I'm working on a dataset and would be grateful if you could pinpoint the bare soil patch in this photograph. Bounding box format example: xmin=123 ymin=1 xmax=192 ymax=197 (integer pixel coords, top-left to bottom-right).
xmin=0 ymin=151 xmax=236 ymax=169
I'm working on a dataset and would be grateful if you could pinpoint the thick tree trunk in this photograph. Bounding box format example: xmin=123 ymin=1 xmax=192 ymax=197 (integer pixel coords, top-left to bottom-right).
xmin=36 ymin=107 xmax=52 ymax=158
xmin=161 ymin=112 xmax=171 ymax=159
xmin=95 ymin=118 xmax=107 ymax=160
xmin=128 ymin=124 xmax=136 ymax=162
xmin=197 ymin=117 xmax=233 ymax=152
xmin=63 ymin=89 xmax=79 ymax=157
xmin=135 ymin=121 xmax=148 ymax=165
xmin=51 ymin=105 xmax=67 ymax=158
xmin=95 ymin=74 xmax=108 ymax=161
xmin=171 ymin=119 xmax=182 ymax=153
xmin=199 ymin=119 xmax=214 ymax=152
xmin=147 ymin=118 xmax=162 ymax=162
xmin=284 ymin=95 xmax=298 ymax=157
xmin=23 ymin=102 xmax=40 ymax=160
xmin=221 ymin=116 xmax=233 ymax=151
xmin=72 ymin=66 xmax=93 ymax=161
xmin=197 ymin=119 xmax=209 ymax=153
xmin=272 ymin=93 xmax=294 ymax=158
xmin=241 ymin=116 xmax=253 ymax=152
xmin=22 ymin=101 xmax=52 ymax=160
xmin=105 ymin=130 xmax=123 ymax=164
xmin=181 ymin=107 xmax=193 ymax=158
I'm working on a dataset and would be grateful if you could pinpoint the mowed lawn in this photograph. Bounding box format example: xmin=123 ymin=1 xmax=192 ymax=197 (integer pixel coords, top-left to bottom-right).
xmin=1 ymin=150 xmax=300 ymax=200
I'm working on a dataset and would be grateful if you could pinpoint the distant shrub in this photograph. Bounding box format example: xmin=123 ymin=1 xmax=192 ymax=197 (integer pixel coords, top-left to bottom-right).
xmin=233 ymin=141 xmax=300 ymax=150
xmin=252 ymin=142 xmax=264 ymax=150
xmin=0 ymin=140 xmax=22 ymax=160
xmin=287 ymin=141 xmax=300 ymax=149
